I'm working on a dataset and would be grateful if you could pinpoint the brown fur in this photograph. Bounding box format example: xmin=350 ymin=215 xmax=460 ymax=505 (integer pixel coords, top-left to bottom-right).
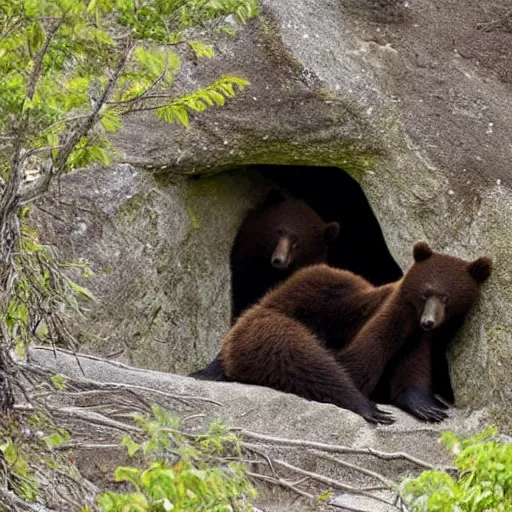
xmin=220 ymin=242 xmax=492 ymax=423
xmin=230 ymin=190 xmax=339 ymax=322
xmin=190 ymin=190 xmax=338 ymax=382
xmin=364 ymin=244 xmax=492 ymax=420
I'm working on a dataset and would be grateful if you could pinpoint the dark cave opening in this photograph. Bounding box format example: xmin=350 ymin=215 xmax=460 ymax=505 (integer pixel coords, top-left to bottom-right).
xmin=254 ymin=164 xmax=403 ymax=286
xmin=189 ymin=164 xmax=404 ymax=380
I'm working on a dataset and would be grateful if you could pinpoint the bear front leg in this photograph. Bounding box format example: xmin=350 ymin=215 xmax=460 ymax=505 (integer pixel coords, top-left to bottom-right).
xmin=387 ymin=334 xmax=449 ymax=422
xmin=334 ymin=302 xmax=416 ymax=396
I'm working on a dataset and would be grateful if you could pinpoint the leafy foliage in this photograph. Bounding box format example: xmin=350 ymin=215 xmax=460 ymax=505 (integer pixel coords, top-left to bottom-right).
xmin=97 ymin=406 xmax=257 ymax=511
xmin=156 ymin=76 xmax=248 ymax=127
xmin=0 ymin=412 xmax=91 ymax=508
xmin=0 ymin=0 xmax=257 ymax=173
xmin=0 ymin=0 xmax=259 ymax=509
xmin=401 ymin=426 xmax=512 ymax=511
xmin=0 ymin=0 xmax=257 ymax=363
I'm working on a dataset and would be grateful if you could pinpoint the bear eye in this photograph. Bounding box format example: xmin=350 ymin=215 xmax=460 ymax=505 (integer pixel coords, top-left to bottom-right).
xmin=276 ymin=228 xmax=285 ymax=236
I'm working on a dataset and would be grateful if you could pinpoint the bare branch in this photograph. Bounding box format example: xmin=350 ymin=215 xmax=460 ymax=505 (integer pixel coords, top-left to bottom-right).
xmin=312 ymin=450 xmax=396 ymax=489
xmin=26 ymin=21 xmax=63 ymax=101
xmin=27 ymin=145 xmax=66 ymax=156
xmin=272 ymin=459 xmax=396 ymax=507
xmin=234 ymin=429 xmax=452 ymax=471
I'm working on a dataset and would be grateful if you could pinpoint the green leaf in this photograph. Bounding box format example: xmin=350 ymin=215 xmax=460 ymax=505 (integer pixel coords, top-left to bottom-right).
xmin=51 ymin=375 xmax=66 ymax=391
xmin=44 ymin=430 xmax=70 ymax=448
xmin=316 ymin=490 xmax=334 ymax=501
xmin=27 ymin=21 xmax=46 ymax=54
xmin=23 ymin=0 xmax=39 ymax=17
xmin=189 ymin=41 xmax=214 ymax=59
xmin=87 ymin=145 xmax=111 ymax=165
xmin=0 ymin=441 xmax=18 ymax=465
xmin=100 ymin=110 xmax=122 ymax=132
xmin=134 ymin=46 xmax=167 ymax=78
xmin=122 ymin=435 xmax=142 ymax=457
xmin=114 ymin=466 xmax=142 ymax=489
xmin=207 ymin=90 xmax=226 ymax=106
xmin=68 ymin=281 xmax=94 ymax=300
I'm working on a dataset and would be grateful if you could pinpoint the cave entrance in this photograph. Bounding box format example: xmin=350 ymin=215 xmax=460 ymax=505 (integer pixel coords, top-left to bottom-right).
xmin=252 ymin=164 xmax=402 ymax=286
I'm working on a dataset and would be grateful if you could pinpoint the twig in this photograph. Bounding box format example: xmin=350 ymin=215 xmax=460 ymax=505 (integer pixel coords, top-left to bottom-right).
xmin=247 ymin=472 xmax=377 ymax=512
xmin=20 ymin=361 xmax=223 ymax=406
xmin=234 ymin=429 xmax=452 ymax=471
xmin=55 ymin=443 xmax=121 ymax=451
xmin=53 ymin=406 xmax=143 ymax=433
xmin=312 ymin=450 xmax=396 ymax=489
xmin=272 ymin=459 xmax=395 ymax=507
xmin=247 ymin=471 xmax=317 ymax=501
xmin=0 ymin=485 xmax=52 ymax=512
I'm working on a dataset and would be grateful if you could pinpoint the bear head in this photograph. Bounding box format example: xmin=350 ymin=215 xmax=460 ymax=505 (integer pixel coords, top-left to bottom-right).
xmin=400 ymin=241 xmax=492 ymax=331
xmin=260 ymin=190 xmax=340 ymax=271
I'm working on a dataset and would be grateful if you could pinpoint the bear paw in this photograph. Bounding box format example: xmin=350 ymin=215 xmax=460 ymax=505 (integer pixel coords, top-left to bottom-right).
xmin=359 ymin=402 xmax=395 ymax=425
xmin=396 ymin=387 xmax=449 ymax=422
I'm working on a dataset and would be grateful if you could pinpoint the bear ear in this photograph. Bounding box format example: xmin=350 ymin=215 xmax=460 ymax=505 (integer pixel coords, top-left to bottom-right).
xmin=413 ymin=241 xmax=433 ymax=262
xmin=264 ymin=189 xmax=285 ymax=206
xmin=324 ymin=222 xmax=340 ymax=243
xmin=468 ymin=257 xmax=492 ymax=284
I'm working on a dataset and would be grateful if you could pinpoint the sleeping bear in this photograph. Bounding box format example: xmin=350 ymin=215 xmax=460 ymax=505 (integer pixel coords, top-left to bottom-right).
xmin=219 ymin=242 xmax=492 ymax=424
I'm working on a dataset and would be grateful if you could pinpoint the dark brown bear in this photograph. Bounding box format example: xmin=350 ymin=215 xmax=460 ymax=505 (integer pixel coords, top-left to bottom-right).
xmin=220 ymin=242 xmax=491 ymax=424
xmin=366 ymin=242 xmax=492 ymax=421
xmin=190 ymin=190 xmax=339 ymax=381
xmin=230 ymin=190 xmax=340 ymax=322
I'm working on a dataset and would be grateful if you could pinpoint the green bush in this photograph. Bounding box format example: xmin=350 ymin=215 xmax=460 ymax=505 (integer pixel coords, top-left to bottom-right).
xmin=401 ymin=426 xmax=512 ymax=511
xmin=96 ymin=406 xmax=257 ymax=512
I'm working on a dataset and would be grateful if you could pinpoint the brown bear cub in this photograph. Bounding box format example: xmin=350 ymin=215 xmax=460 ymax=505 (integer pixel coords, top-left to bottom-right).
xmin=190 ymin=190 xmax=339 ymax=381
xmin=220 ymin=242 xmax=491 ymax=424
xmin=230 ymin=189 xmax=340 ymax=322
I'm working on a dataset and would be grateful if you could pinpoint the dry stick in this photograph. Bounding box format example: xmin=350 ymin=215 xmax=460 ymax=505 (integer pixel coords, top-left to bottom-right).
xmin=56 ymin=443 xmax=121 ymax=451
xmin=20 ymin=362 xmax=223 ymax=406
xmin=0 ymin=485 xmax=50 ymax=512
xmin=32 ymin=388 xmax=152 ymax=411
xmin=312 ymin=450 xmax=397 ymax=489
xmin=243 ymin=444 xmax=279 ymax=478
xmin=235 ymin=429 xmax=453 ymax=471
xmin=248 ymin=472 xmax=375 ymax=512
xmin=53 ymin=407 xmax=143 ymax=433
xmin=247 ymin=471 xmax=317 ymax=501
xmin=272 ymin=459 xmax=396 ymax=508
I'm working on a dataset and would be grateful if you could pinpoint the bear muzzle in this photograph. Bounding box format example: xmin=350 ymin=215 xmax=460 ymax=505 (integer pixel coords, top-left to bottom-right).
xmin=420 ymin=295 xmax=446 ymax=331
xmin=271 ymin=237 xmax=292 ymax=269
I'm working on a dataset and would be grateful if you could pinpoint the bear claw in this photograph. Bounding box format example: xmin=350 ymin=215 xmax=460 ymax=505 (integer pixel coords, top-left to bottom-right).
xmin=396 ymin=388 xmax=450 ymax=422
xmin=364 ymin=405 xmax=395 ymax=425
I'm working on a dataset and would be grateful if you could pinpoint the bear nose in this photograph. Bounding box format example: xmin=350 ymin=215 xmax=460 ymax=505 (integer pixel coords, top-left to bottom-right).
xmin=421 ymin=319 xmax=434 ymax=330
xmin=271 ymin=255 xmax=287 ymax=268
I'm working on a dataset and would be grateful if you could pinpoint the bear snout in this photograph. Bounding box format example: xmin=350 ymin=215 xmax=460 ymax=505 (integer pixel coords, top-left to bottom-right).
xmin=271 ymin=237 xmax=292 ymax=269
xmin=420 ymin=296 xmax=445 ymax=331
xmin=420 ymin=318 xmax=435 ymax=330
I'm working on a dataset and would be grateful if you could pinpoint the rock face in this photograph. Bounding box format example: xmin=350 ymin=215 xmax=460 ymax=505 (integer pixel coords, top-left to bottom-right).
xmin=34 ymin=1 xmax=512 ymax=425
xmin=34 ymin=165 xmax=270 ymax=374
